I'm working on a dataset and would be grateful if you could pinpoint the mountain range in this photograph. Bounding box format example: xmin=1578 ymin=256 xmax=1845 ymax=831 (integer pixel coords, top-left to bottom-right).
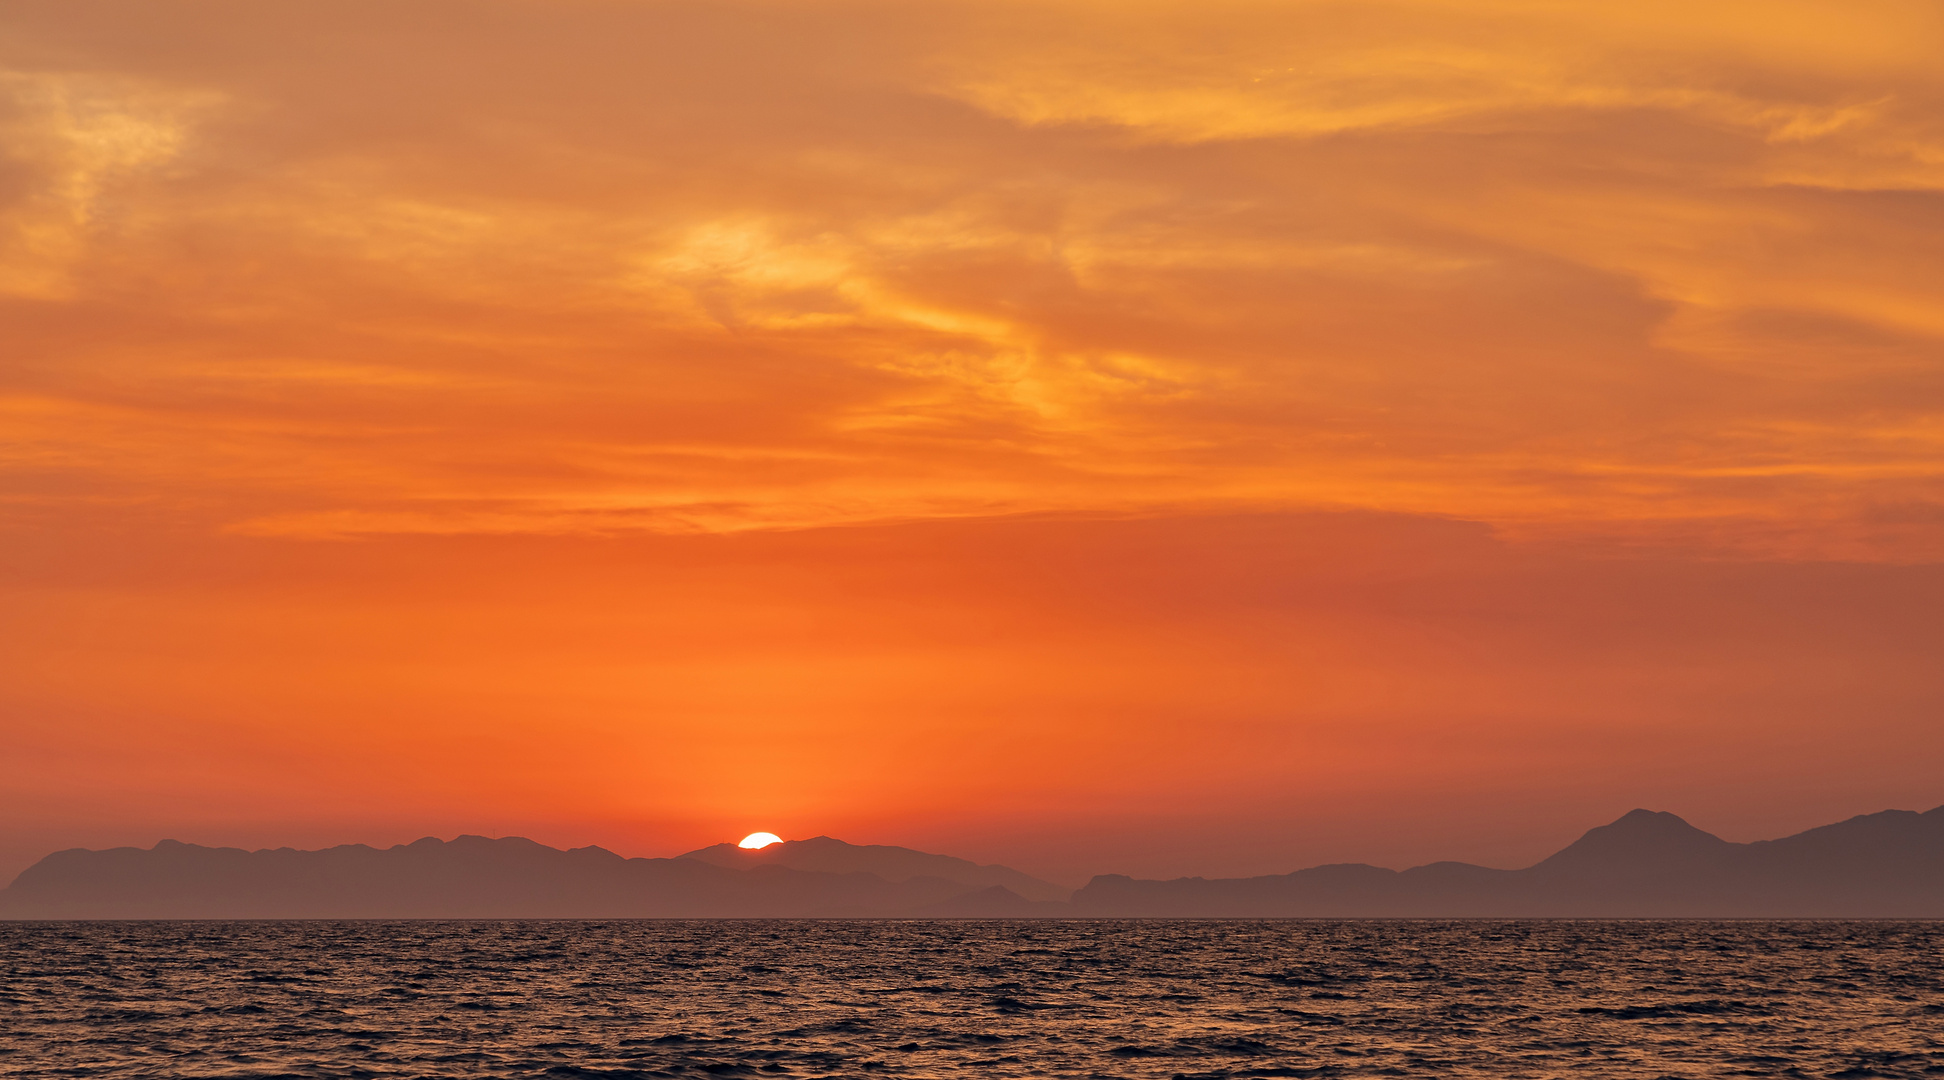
xmin=1075 ymin=807 xmax=1944 ymax=917
xmin=3 ymin=806 xmax=1940 ymax=919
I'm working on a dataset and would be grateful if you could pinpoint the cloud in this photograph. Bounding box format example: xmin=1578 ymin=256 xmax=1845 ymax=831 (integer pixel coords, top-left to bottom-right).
xmin=0 ymin=0 xmax=1939 ymax=557
xmin=0 ymin=70 xmax=208 ymax=297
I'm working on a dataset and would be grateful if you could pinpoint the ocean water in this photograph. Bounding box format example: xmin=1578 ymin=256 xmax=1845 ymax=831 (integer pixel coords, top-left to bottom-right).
xmin=1 ymin=920 xmax=1939 ymax=1079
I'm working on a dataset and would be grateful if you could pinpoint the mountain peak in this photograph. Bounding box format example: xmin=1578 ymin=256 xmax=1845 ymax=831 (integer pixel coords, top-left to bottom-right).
xmin=1531 ymin=808 xmax=1735 ymax=875
xmin=1617 ymin=807 xmax=1674 ymax=822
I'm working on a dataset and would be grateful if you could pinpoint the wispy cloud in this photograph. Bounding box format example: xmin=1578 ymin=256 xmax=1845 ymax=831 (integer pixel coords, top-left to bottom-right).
xmin=0 ymin=0 xmax=1939 ymax=557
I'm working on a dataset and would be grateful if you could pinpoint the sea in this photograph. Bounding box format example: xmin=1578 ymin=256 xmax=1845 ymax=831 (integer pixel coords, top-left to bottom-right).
xmin=2 ymin=920 xmax=1939 ymax=1079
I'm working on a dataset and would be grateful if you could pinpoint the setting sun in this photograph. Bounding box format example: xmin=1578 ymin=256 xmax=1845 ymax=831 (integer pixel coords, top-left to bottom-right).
xmin=739 ymin=833 xmax=784 ymax=850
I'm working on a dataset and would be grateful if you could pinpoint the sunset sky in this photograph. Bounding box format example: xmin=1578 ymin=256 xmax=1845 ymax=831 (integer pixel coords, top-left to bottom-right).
xmin=4 ymin=0 xmax=1942 ymax=886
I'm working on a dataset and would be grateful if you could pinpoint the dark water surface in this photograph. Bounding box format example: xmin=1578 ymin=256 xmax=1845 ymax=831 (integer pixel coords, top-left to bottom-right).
xmin=2 ymin=920 xmax=1940 ymax=1079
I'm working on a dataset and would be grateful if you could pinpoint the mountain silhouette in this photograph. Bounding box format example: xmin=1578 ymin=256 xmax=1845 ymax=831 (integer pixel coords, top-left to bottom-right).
xmin=2 ymin=806 xmax=1940 ymax=918
xmin=1072 ymin=806 xmax=1944 ymax=916
xmin=0 ymin=836 xmax=1026 ymax=919
xmin=678 ymin=836 xmax=1069 ymax=902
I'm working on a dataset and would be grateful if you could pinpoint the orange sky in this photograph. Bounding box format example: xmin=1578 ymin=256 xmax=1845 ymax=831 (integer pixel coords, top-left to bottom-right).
xmin=3 ymin=0 xmax=1942 ymax=885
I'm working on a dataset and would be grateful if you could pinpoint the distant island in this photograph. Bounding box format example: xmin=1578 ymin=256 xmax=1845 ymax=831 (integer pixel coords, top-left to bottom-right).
xmin=4 ymin=806 xmax=1940 ymax=919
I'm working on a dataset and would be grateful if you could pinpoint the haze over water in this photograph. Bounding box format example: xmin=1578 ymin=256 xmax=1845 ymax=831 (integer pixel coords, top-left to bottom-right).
xmin=4 ymin=920 xmax=1939 ymax=1079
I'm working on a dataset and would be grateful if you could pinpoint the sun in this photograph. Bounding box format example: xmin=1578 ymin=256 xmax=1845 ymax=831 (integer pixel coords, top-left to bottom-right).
xmin=738 ymin=832 xmax=783 ymax=850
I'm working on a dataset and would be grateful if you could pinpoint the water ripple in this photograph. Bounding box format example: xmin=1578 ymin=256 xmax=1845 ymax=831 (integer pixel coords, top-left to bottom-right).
xmin=1 ymin=920 xmax=1940 ymax=1078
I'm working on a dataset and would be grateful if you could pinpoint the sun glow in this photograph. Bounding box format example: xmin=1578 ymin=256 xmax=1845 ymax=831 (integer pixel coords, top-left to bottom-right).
xmin=739 ymin=832 xmax=783 ymax=850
